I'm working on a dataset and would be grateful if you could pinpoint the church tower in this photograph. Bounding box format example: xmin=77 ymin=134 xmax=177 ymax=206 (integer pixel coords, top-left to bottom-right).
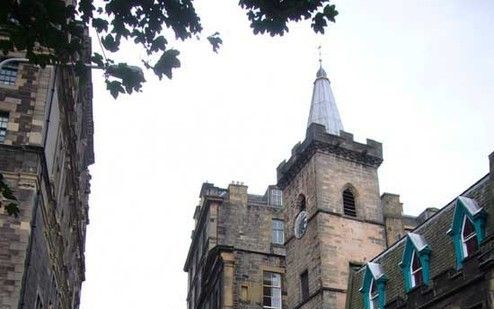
xmin=277 ymin=65 xmax=387 ymax=308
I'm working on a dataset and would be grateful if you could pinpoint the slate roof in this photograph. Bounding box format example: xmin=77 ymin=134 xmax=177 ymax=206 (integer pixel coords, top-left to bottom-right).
xmin=347 ymin=173 xmax=492 ymax=307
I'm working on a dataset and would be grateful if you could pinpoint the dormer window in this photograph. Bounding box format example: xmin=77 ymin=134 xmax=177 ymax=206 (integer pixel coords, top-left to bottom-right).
xmin=447 ymin=196 xmax=486 ymax=268
xmin=399 ymin=233 xmax=431 ymax=291
xmin=360 ymin=262 xmax=387 ymax=309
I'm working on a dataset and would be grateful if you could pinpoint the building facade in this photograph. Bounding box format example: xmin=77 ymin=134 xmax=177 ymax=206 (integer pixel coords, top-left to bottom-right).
xmin=0 ymin=39 xmax=94 ymax=309
xmin=346 ymin=159 xmax=494 ymax=309
xmin=183 ymin=65 xmax=494 ymax=309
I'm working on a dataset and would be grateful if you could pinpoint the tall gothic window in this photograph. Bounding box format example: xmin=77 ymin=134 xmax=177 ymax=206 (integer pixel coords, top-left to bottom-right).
xmin=343 ymin=188 xmax=356 ymax=217
xmin=410 ymin=251 xmax=423 ymax=288
xmin=298 ymin=194 xmax=306 ymax=211
xmin=263 ymin=272 xmax=282 ymax=309
xmin=461 ymin=216 xmax=478 ymax=258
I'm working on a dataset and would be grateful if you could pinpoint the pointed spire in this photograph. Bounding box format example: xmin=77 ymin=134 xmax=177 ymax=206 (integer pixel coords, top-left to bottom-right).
xmin=307 ymin=59 xmax=344 ymax=136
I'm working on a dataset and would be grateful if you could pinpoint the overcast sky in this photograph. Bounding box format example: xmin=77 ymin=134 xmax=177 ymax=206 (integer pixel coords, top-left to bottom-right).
xmin=80 ymin=0 xmax=494 ymax=308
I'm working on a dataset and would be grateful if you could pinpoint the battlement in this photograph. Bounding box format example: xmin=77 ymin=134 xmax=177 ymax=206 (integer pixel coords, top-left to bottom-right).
xmin=277 ymin=123 xmax=383 ymax=189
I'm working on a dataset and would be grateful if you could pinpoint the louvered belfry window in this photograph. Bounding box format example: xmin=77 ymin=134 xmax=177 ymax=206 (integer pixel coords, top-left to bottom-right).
xmin=343 ymin=189 xmax=356 ymax=217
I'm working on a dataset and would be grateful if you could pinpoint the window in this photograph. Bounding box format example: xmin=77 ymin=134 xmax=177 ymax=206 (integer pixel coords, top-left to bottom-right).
xmin=297 ymin=194 xmax=306 ymax=211
xmin=263 ymin=272 xmax=282 ymax=309
xmin=399 ymin=233 xmax=430 ymax=291
xmin=447 ymin=196 xmax=486 ymax=269
xmin=36 ymin=294 xmax=44 ymax=309
xmin=0 ymin=112 xmax=8 ymax=143
xmin=270 ymin=189 xmax=283 ymax=207
xmin=0 ymin=60 xmax=18 ymax=85
xmin=369 ymin=279 xmax=378 ymax=309
xmin=300 ymin=270 xmax=309 ymax=301
xmin=343 ymin=188 xmax=356 ymax=217
xmin=240 ymin=285 xmax=249 ymax=302
xmin=462 ymin=216 xmax=478 ymax=258
xmin=410 ymin=251 xmax=422 ymax=288
xmin=271 ymin=220 xmax=284 ymax=245
xmin=360 ymin=262 xmax=387 ymax=309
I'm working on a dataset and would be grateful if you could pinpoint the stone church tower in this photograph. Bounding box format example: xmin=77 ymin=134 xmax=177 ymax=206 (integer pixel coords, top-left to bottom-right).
xmin=277 ymin=66 xmax=387 ymax=308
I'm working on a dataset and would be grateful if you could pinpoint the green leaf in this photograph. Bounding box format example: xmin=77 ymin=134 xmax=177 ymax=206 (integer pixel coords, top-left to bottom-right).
xmin=106 ymin=80 xmax=125 ymax=99
xmin=91 ymin=53 xmax=105 ymax=68
xmin=207 ymin=32 xmax=223 ymax=53
xmin=101 ymin=34 xmax=119 ymax=52
xmin=5 ymin=202 xmax=19 ymax=218
xmin=92 ymin=18 xmax=109 ymax=33
xmin=153 ymin=49 xmax=181 ymax=80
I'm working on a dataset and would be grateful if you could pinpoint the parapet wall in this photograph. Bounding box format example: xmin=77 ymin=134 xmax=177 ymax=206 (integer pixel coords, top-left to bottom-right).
xmin=277 ymin=123 xmax=383 ymax=189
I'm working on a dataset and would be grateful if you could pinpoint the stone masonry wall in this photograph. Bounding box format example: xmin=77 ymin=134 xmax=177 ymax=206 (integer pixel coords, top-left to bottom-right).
xmin=314 ymin=151 xmax=383 ymax=223
xmin=0 ymin=64 xmax=52 ymax=147
xmin=282 ymin=156 xmax=319 ymax=308
xmin=318 ymin=214 xmax=386 ymax=307
xmin=0 ymin=61 xmax=92 ymax=309
xmin=0 ymin=149 xmax=39 ymax=309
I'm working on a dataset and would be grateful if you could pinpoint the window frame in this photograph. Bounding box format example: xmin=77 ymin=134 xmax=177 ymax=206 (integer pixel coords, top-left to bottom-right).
xmin=0 ymin=60 xmax=18 ymax=86
xmin=270 ymin=189 xmax=283 ymax=207
xmin=271 ymin=219 xmax=284 ymax=245
xmin=409 ymin=251 xmax=423 ymax=288
xmin=368 ymin=279 xmax=379 ymax=309
xmin=461 ymin=215 xmax=478 ymax=259
xmin=262 ymin=272 xmax=282 ymax=309
xmin=0 ymin=111 xmax=9 ymax=143
xmin=342 ymin=188 xmax=357 ymax=217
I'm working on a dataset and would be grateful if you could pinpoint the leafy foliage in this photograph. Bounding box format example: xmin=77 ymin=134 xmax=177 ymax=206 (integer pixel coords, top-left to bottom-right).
xmin=0 ymin=0 xmax=337 ymax=99
xmin=0 ymin=174 xmax=18 ymax=217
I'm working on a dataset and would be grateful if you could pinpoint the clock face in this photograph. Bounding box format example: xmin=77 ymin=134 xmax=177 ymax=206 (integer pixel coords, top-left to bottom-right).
xmin=294 ymin=211 xmax=308 ymax=239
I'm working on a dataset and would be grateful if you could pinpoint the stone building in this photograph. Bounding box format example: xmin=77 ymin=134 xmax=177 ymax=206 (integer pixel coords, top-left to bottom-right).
xmin=184 ymin=63 xmax=493 ymax=309
xmin=184 ymin=182 xmax=286 ymax=309
xmin=0 ymin=38 xmax=94 ymax=309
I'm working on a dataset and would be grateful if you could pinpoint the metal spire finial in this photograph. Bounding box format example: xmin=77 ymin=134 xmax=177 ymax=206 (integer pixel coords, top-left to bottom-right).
xmin=316 ymin=45 xmax=327 ymax=79
xmin=318 ymin=45 xmax=322 ymax=68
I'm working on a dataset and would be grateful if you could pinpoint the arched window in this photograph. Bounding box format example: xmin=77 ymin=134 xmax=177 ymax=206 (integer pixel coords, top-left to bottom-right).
xmin=461 ymin=216 xmax=478 ymax=258
xmin=343 ymin=188 xmax=356 ymax=217
xmin=410 ymin=251 xmax=423 ymax=288
xmin=360 ymin=262 xmax=387 ymax=309
xmin=369 ymin=279 xmax=378 ymax=309
xmin=447 ymin=196 xmax=486 ymax=269
xmin=399 ymin=233 xmax=431 ymax=291
xmin=297 ymin=194 xmax=306 ymax=211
